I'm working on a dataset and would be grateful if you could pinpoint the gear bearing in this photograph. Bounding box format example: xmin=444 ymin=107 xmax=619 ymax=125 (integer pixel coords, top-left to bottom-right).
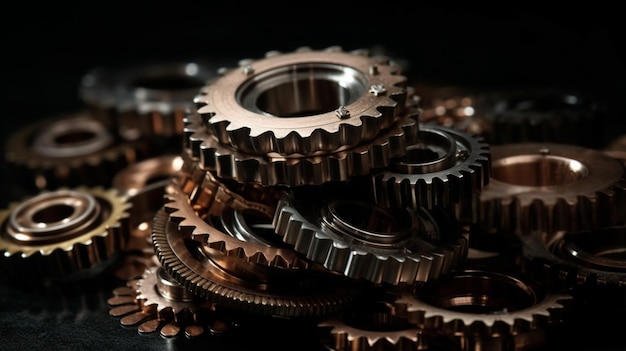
xmin=194 ymin=46 xmax=407 ymax=156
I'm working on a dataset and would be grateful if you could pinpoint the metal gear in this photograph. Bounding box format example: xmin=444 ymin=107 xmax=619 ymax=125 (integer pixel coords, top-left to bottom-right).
xmin=183 ymin=105 xmax=418 ymax=187
xmin=272 ymin=182 xmax=469 ymax=285
xmin=393 ymin=270 xmax=573 ymax=351
xmin=0 ymin=186 xmax=131 ymax=279
xmin=520 ymin=226 xmax=626 ymax=287
xmin=371 ymin=123 xmax=491 ymax=222
xmin=479 ymin=142 xmax=626 ymax=235
xmin=194 ymin=45 xmax=407 ymax=156
xmin=4 ymin=110 xmax=148 ymax=194
xmin=152 ymin=195 xmax=364 ymax=318
xmin=79 ymin=60 xmax=217 ymax=140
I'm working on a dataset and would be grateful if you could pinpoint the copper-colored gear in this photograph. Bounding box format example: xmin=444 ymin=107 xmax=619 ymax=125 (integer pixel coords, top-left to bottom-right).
xmin=393 ymin=270 xmax=573 ymax=351
xmin=479 ymin=142 xmax=626 ymax=235
xmin=4 ymin=110 xmax=148 ymax=193
xmin=0 ymin=186 xmax=131 ymax=279
xmin=79 ymin=60 xmax=217 ymax=140
xmin=183 ymin=106 xmax=418 ymax=187
xmin=272 ymin=182 xmax=469 ymax=285
xmin=108 ymin=266 xmax=231 ymax=338
xmin=152 ymin=192 xmax=364 ymax=317
xmin=520 ymin=226 xmax=626 ymax=287
xmin=194 ymin=45 xmax=407 ymax=156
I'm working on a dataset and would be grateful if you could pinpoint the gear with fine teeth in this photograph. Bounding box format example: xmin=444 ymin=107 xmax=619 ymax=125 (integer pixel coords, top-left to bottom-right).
xmin=272 ymin=182 xmax=469 ymax=285
xmin=194 ymin=46 xmax=407 ymax=156
xmin=479 ymin=142 xmax=626 ymax=235
xmin=183 ymin=106 xmax=418 ymax=187
xmin=393 ymin=270 xmax=573 ymax=351
xmin=0 ymin=186 xmax=131 ymax=279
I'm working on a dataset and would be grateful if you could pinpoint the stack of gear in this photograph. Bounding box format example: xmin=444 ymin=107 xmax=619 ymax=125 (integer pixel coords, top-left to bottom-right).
xmin=1 ymin=45 xmax=625 ymax=350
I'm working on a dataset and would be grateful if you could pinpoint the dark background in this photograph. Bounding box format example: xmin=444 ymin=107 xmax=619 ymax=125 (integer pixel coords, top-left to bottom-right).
xmin=1 ymin=4 xmax=625 ymax=350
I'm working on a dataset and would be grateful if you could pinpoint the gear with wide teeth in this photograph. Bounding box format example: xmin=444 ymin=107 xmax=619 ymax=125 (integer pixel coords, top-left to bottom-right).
xmin=393 ymin=270 xmax=573 ymax=350
xmin=107 ymin=266 xmax=231 ymax=338
xmin=4 ymin=110 xmax=149 ymax=194
xmin=194 ymin=45 xmax=407 ymax=156
xmin=479 ymin=142 xmax=626 ymax=235
xmin=318 ymin=300 xmax=427 ymax=351
xmin=79 ymin=60 xmax=217 ymax=140
xmin=272 ymin=183 xmax=469 ymax=285
xmin=521 ymin=226 xmax=626 ymax=287
xmin=0 ymin=186 xmax=131 ymax=280
xmin=152 ymin=196 xmax=363 ymax=318
xmin=183 ymin=107 xmax=417 ymax=187
xmin=371 ymin=123 xmax=491 ymax=221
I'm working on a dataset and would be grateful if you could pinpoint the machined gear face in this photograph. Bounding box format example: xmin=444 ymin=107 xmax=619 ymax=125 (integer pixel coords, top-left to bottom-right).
xmin=0 ymin=186 xmax=131 ymax=279
xmin=194 ymin=46 xmax=407 ymax=156
xmin=480 ymin=143 xmax=626 ymax=235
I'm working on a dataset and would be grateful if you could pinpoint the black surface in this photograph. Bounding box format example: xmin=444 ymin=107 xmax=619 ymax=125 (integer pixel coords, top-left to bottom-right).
xmin=2 ymin=4 xmax=626 ymax=351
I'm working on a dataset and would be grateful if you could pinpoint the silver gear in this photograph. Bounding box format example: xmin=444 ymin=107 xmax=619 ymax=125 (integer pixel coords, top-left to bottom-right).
xmin=194 ymin=46 xmax=407 ymax=156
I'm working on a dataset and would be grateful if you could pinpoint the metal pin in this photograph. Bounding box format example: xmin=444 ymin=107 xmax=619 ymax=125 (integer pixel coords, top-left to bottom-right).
xmin=369 ymin=84 xmax=386 ymax=96
xmin=335 ymin=106 xmax=350 ymax=119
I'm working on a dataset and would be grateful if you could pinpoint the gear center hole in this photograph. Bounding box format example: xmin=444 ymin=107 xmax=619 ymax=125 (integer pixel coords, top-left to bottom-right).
xmin=32 ymin=204 xmax=75 ymax=225
xmin=492 ymin=155 xmax=588 ymax=186
xmin=54 ymin=130 xmax=97 ymax=145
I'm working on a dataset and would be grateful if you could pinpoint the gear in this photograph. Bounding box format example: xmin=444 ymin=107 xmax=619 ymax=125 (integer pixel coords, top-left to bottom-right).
xmin=194 ymin=45 xmax=407 ymax=156
xmin=4 ymin=110 xmax=148 ymax=194
xmin=0 ymin=186 xmax=131 ymax=280
xmin=152 ymin=194 xmax=364 ymax=318
xmin=393 ymin=270 xmax=573 ymax=351
xmin=371 ymin=123 xmax=491 ymax=222
xmin=183 ymin=105 xmax=418 ymax=187
xmin=479 ymin=142 xmax=626 ymax=235
xmin=604 ymin=134 xmax=626 ymax=168
xmin=79 ymin=60 xmax=217 ymax=140
xmin=520 ymin=226 xmax=626 ymax=287
xmin=272 ymin=181 xmax=469 ymax=285
xmin=108 ymin=266 xmax=232 ymax=338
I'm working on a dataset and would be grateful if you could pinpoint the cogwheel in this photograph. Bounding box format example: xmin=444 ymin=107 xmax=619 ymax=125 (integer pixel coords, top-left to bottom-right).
xmin=479 ymin=142 xmax=626 ymax=236
xmin=152 ymin=198 xmax=364 ymax=318
xmin=272 ymin=182 xmax=469 ymax=285
xmin=79 ymin=60 xmax=217 ymax=140
xmin=318 ymin=301 xmax=428 ymax=351
xmin=0 ymin=186 xmax=131 ymax=280
xmin=4 ymin=110 xmax=149 ymax=194
xmin=107 ymin=265 xmax=230 ymax=338
xmin=194 ymin=45 xmax=407 ymax=156
xmin=520 ymin=226 xmax=626 ymax=287
xmin=393 ymin=271 xmax=573 ymax=351
xmin=183 ymin=106 xmax=417 ymax=187
xmin=371 ymin=123 xmax=491 ymax=222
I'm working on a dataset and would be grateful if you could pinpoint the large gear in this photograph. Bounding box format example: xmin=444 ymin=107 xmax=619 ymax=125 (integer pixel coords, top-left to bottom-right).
xmin=4 ymin=110 xmax=148 ymax=194
xmin=108 ymin=266 xmax=229 ymax=338
xmin=520 ymin=226 xmax=626 ymax=287
xmin=371 ymin=123 xmax=491 ymax=221
xmin=393 ymin=270 xmax=573 ymax=351
xmin=194 ymin=46 xmax=407 ymax=156
xmin=479 ymin=142 xmax=626 ymax=235
xmin=183 ymin=106 xmax=418 ymax=187
xmin=272 ymin=182 xmax=469 ymax=285
xmin=0 ymin=186 xmax=131 ymax=279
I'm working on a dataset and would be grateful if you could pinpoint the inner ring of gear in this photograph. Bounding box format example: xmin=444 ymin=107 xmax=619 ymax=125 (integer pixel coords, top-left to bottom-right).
xmin=32 ymin=116 xmax=113 ymax=158
xmin=195 ymin=47 xmax=407 ymax=156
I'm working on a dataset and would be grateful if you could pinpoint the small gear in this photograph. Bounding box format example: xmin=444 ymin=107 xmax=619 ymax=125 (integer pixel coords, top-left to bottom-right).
xmin=371 ymin=123 xmax=491 ymax=222
xmin=272 ymin=182 xmax=469 ymax=285
xmin=79 ymin=60 xmax=217 ymax=140
xmin=194 ymin=45 xmax=407 ymax=156
xmin=479 ymin=142 xmax=626 ymax=235
xmin=0 ymin=186 xmax=131 ymax=280
xmin=520 ymin=226 xmax=626 ymax=287
xmin=183 ymin=106 xmax=418 ymax=187
xmin=393 ymin=270 xmax=573 ymax=351
xmin=4 ymin=110 xmax=148 ymax=194
xmin=108 ymin=266 xmax=231 ymax=338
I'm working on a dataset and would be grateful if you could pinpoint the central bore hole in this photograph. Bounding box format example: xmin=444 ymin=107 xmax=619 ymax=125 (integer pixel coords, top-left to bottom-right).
xmin=239 ymin=63 xmax=367 ymax=117
xmin=491 ymin=155 xmax=588 ymax=186
xmin=331 ymin=200 xmax=403 ymax=234
xmin=402 ymin=147 xmax=442 ymax=163
xmin=131 ymin=74 xmax=204 ymax=91
xmin=32 ymin=204 xmax=75 ymax=224
xmin=55 ymin=131 xmax=97 ymax=145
